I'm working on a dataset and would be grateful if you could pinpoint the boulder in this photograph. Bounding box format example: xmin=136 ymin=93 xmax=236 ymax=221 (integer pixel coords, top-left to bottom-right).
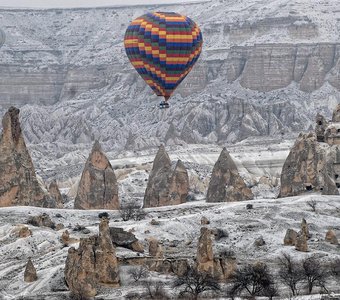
xmin=48 ymin=180 xmax=64 ymax=209
xmin=207 ymin=147 xmax=253 ymax=202
xmin=17 ymin=226 xmax=32 ymax=238
xmin=74 ymin=141 xmax=119 ymax=210
xmin=254 ymin=236 xmax=266 ymax=247
xmin=27 ymin=213 xmax=55 ymax=229
xmin=0 ymin=107 xmax=53 ymax=208
xmin=150 ymin=219 xmax=160 ymax=225
xmin=295 ymin=234 xmax=308 ymax=252
xmin=197 ymin=227 xmax=214 ymax=276
xmin=55 ymin=223 xmax=64 ymax=231
xmin=109 ymin=227 xmax=144 ymax=253
xmin=24 ymin=258 xmax=37 ymax=282
xmin=326 ymin=229 xmax=338 ymax=245
xmin=284 ymin=229 xmax=298 ymax=245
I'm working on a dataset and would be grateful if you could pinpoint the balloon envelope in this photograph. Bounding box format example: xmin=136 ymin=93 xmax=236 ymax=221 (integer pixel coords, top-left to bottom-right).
xmin=124 ymin=12 xmax=203 ymax=101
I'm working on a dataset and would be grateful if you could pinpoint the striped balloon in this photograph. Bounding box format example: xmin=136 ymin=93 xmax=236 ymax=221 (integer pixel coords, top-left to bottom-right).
xmin=124 ymin=12 xmax=203 ymax=102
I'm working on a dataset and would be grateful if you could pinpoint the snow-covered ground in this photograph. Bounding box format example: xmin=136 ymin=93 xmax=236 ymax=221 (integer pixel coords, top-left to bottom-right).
xmin=0 ymin=194 xmax=339 ymax=299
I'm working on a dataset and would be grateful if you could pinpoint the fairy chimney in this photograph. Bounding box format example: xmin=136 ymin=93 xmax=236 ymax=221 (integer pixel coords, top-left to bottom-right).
xmin=74 ymin=141 xmax=119 ymax=210
xmin=64 ymin=218 xmax=120 ymax=298
xmin=207 ymin=147 xmax=253 ymax=202
xmin=197 ymin=227 xmax=214 ymax=276
xmin=24 ymin=258 xmax=37 ymax=282
xmin=144 ymin=145 xmax=189 ymax=208
xmin=0 ymin=107 xmax=54 ymax=208
xmin=49 ymin=180 xmax=64 ymax=209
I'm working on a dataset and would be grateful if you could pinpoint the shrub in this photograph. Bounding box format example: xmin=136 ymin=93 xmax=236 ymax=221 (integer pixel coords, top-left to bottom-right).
xmin=119 ymin=201 xmax=146 ymax=221
xmin=98 ymin=212 xmax=109 ymax=219
xmin=246 ymin=204 xmax=253 ymax=209
xmin=214 ymin=229 xmax=229 ymax=240
xmin=128 ymin=266 xmax=149 ymax=282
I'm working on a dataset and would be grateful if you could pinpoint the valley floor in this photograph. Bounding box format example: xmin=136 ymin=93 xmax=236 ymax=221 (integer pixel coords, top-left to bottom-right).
xmin=0 ymin=194 xmax=339 ymax=299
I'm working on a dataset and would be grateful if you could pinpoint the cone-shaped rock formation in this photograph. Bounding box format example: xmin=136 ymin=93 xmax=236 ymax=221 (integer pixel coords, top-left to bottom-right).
xmin=0 ymin=107 xmax=53 ymax=207
xmin=168 ymin=160 xmax=190 ymax=205
xmin=207 ymin=147 xmax=253 ymax=202
xmin=24 ymin=258 xmax=37 ymax=282
xmin=143 ymin=145 xmax=189 ymax=208
xmin=74 ymin=141 xmax=119 ymax=209
xmin=49 ymin=180 xmax=63 ymax=209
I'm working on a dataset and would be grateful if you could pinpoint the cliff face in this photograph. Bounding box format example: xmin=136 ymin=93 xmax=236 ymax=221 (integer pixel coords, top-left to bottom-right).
xmin=230 ymin=43 xmax=340 ymax=92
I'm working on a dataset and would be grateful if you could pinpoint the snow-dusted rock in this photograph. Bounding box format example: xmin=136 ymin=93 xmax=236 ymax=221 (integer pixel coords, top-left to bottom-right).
xmin=295 ymin=234 xmax=308 ymax=252
xmin=0 ymin=107 xmax=54 ymax=208
xmin=74 ymin=141 xmax=119 ymax=210
xmin=326 ymin=229 xmax=338 ymax=245
xmin=109 ymin=227 xmax=144 ymax=253
xmin=144 ymin=145 xmax=189 ymax=208
xmin=196 ymin=227 xmax=214 ymax=276
xmin=64 ymin=218 xmax=120 ymax=298
xmin=48 ymin=180 xmax=64 ymax=209
xmin=284 ymin=229 xmax=298 ymax=246
xmin=279 ymin=132 xmax=339 ymax=197
xmin=24 ymin=258 xmax=38 ymax=283
xmin=207 ymin=147 xmax=253 ymax=202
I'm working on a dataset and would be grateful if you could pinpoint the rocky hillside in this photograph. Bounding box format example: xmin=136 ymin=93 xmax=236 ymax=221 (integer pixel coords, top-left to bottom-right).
xmin=0 ymin=0 xmax=339 ymax=179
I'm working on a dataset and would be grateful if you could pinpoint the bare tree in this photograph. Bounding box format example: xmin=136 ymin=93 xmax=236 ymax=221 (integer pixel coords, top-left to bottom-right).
xmin=173 ymin=266 xmax=220 ymax=300
xmin=143 ymin=280 xmax=170 ymax=299
xmin=119 ymin=200 xmax=146 ymax=221
xmin=128 ymin=266 xmax=149 ymax=282
xmin=306 ymin=199 xmax=317 ymax=212
xmin=228 ymin=262 xmax=276 ymax=298
xmin=302 ymin=256 xmax=329 ymax=294
xmin=331 ymin=258 xmax=340 ymax=279
xmin=278 ymin=253 xmax=304 ymax=296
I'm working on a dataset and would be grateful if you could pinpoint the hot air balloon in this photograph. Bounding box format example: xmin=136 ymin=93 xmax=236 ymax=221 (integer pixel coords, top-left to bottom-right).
xmin=124 ymin=12 xmax=203 ymax=109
